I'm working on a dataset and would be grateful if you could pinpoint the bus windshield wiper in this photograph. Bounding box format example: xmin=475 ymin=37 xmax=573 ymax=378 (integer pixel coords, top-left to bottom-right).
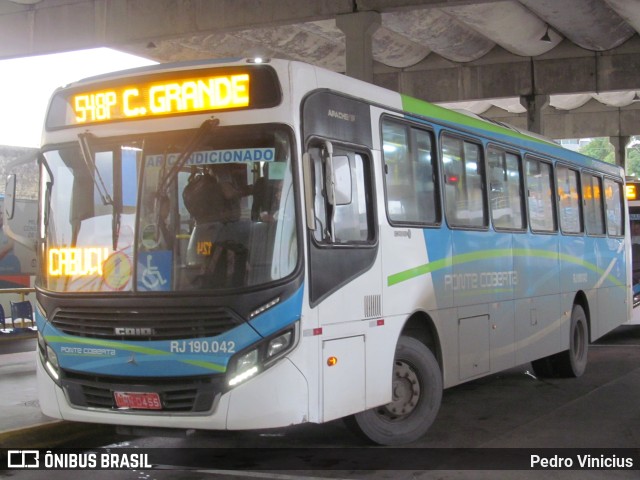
xmin=78 ymin=132 xmax=114 ymax=207
xmin=157 ymin=118 xmax=220 ymax=195
xmin=78 ymin=132 xmax=121 ymax=250
xmin=38 ymin=152 xmax=54 ymax=230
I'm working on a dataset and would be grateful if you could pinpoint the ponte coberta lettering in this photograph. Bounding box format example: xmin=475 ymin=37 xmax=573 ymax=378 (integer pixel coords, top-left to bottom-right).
xmin=444 ymin=270 xmax=518 ymax=291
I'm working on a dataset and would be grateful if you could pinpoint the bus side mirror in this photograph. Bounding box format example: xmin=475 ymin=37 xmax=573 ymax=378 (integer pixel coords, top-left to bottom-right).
xmin=302 ymin=152 xmax=316 ymax=231
xmin=5 ymin=174 xmax=16 ymax=220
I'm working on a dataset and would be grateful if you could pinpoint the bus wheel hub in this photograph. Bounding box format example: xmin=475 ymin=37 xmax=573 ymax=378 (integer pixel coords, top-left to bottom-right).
xmin=384 ymin=360 xmax=421 ymax=418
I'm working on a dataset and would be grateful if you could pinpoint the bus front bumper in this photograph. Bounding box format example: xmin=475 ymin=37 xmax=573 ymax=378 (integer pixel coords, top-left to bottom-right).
xmin=37 ymin=355 xmax=309 ymax=431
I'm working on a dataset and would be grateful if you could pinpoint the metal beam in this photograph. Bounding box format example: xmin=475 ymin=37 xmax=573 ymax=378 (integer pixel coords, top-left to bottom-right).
xmin=336 ymin=11 xmax=381 ymax=83
xmin=481 ymin=100 xmax=640 ymax=139
xmin=520 ymin=94 xmax=549 ymax=135
xmin=0 ymin=0 xmax=355 ymax=59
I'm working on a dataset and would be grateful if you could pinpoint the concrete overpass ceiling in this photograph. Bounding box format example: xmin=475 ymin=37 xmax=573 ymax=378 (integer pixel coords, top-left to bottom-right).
xmin=381 ymin=9 xmax=494 ymax=63
xmin=0 ymin=1 xmax=638 ymax=74
xmin=438 ymin=1 xmax=561 ymax=57
xmin=441 ymin=90 xmax=640 ymax=114
xmin=118 ymin=0 xmax=631 ymax=69
xmin=3 ymin=0 xmax=640 ymax=140
xmin=519 ymin=0 xmax=635 ymax=51
xmin=606 ymin=0 xmax=640 ymax=32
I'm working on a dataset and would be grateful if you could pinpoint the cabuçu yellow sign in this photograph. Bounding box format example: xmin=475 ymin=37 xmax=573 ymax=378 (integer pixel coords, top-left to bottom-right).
xmin=48 ymin=247 xmax=110 ymax=277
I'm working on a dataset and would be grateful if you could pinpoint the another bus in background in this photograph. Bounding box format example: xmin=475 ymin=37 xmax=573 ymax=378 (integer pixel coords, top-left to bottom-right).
xmin=0 ymin=195 xmax=37 ymax=286
xmin=626 ymin=178 xmax=640 ymax=324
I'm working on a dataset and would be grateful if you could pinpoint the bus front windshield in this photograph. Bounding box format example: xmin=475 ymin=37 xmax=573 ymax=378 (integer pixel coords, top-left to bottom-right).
xmin=40 ymin=124 xmax=298 ymax=293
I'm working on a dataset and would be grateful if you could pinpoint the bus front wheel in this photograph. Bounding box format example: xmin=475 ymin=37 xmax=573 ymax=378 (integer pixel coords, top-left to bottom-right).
xmin=345 ymin=335 xmax=442 ymax=445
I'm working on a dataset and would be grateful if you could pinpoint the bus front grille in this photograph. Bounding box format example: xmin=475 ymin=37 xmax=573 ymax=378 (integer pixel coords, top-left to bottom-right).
xmin=62 ymin=370 xmax=222 ymax=413
xmin=50 ymin=306 xmax=242 ymax=340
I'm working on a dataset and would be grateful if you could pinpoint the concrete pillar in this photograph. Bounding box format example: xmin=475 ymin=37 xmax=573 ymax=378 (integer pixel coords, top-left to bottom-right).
xmin=609 ymin=135 xmax=630 ymax=171
xmin=520 ymin=94 xmax=549 ymax=135
xmin=336 ymin=11 xmax=381 ymax=83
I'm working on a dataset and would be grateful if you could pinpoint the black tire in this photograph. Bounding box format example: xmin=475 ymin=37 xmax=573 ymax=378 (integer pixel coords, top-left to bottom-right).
xmin=531 ymin=304 xmax=588 ymax=378
xmin=530 ymin=356 xmax=556 ymax=378
xmin=555 ymin=304 xmax=589 ymax=377
xmin=345 ymin=336 xmax=442 ymax=445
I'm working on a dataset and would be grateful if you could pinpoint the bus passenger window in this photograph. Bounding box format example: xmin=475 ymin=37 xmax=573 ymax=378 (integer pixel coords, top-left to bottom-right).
xmin=442 ymin=135 xmax=486 ymax=228
xmin=382 ymin=118 xmax=438 ymax=225
xmin=583 ymin=174 xmax=605 ymax=235
xmin=604 ymin=178 xmax=624 ymax=236
xmin=557 ymin=165 xmax=583 ymax=234
xmin=526 ymin=158 xmax=557 ymax=232
xmin=487 ymin=146 xmax=525 ymax=230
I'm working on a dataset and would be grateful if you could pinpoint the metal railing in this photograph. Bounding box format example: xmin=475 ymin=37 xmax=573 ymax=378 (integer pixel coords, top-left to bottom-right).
xmin=0 ymin=287 xmax=35 ymax=302
xmin=0 ymin=288 xmax=36 ymax=333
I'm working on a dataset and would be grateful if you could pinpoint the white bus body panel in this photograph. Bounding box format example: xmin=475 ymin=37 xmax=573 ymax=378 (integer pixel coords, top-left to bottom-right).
xmin=38 ymin=354 xmax=309 ymax=430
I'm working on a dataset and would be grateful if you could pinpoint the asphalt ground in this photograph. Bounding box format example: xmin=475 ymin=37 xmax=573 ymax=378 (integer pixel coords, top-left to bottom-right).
xmin=1 ymin=326 xmax=639 ymax=479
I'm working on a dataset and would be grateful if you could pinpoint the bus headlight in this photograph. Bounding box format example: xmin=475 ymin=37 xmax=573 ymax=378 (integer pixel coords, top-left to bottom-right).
xmin=227 ymin=323 xmax=298 ymax=388
xmin=39 ymin=338 xmax=61 ymax=384
xmin=45 ymin=350 xmax=60 ymax=382
xmin=46 ymin=345 xmax=60 ymax=371
xmin=266 ymin=330 xmax=292 ymax=361
xmin=37 ymin=331 xmax=46 ymax=360
xmin=228 ymin=349 xmax=260 ymax=387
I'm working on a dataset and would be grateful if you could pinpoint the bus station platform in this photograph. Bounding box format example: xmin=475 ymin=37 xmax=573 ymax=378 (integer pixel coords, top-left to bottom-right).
xmin=0 ymin=346 xmax=59 ymax=448
xmin=0 ymin=340 xmax=110 ymax=448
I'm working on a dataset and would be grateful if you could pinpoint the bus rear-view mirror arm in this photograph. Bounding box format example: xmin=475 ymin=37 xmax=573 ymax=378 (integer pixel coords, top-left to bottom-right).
xmin=302 ymin=152 xmax=316 ymax=232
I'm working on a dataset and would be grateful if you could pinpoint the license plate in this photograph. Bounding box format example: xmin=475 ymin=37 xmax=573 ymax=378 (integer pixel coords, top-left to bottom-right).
xmin=114 ymin=391 xmax=162 ymax=410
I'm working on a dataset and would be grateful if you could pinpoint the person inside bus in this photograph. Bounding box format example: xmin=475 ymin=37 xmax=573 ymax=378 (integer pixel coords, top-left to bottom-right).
xmin=213 ymin=165 xmax=245 ymax=222
xmin=157 ymin=194 xmax=174 ymax=249
xmin=183 ymin=165 xmax=250 ymax=224
xmin=183 ymin=165 xmax=251 ymax=288
xmin=251 ymin=162 xmax=282 ymax=222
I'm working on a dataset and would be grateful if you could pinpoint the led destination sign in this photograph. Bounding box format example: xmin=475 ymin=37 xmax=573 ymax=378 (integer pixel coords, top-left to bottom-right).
xmin=46 ymin=65 xmax=282 ymax=129
xmin=73 ymin=73 xmax=249 ymax=124
xmin=48 ymin=247 xmax=110 ymax=277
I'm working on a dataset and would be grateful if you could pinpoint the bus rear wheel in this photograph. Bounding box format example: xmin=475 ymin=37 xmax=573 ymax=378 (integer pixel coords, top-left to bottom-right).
xmin=531 ymin=304 xmax=588 ymax=378
xmin=345 ymin=335 xmax=442 ymax=445
xmin=556 ymin=304 xmax=588 ymax=377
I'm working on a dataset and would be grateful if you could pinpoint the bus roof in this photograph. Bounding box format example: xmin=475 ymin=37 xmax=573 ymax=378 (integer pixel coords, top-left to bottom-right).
xmin=49 ymin=57 xmax=624 ymax=178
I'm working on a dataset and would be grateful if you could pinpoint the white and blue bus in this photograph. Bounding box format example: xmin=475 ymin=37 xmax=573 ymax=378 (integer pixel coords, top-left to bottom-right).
xmin=625 ymin=179 xmax=640 ymax=324
xmin=7 ymin=58 xmax=630 ymax=445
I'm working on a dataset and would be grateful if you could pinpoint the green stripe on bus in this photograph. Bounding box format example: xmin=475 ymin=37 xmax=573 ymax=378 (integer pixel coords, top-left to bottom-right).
xmin=387 ymin=248 xmax=624 ymax=287
xmin=46 ymin=336 xmax=169 ymax=356
xmin=400 ymin=95 xmax=554 ymax=147
xmin=181 ymin=359 xmax=226 ymax=372
xmin=45 ymin=335 xmax=226 ymax=372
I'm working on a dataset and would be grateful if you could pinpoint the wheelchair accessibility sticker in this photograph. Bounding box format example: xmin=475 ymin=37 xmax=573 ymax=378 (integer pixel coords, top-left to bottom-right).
xmin=137 ymin=251 xmax=171 ymax=291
